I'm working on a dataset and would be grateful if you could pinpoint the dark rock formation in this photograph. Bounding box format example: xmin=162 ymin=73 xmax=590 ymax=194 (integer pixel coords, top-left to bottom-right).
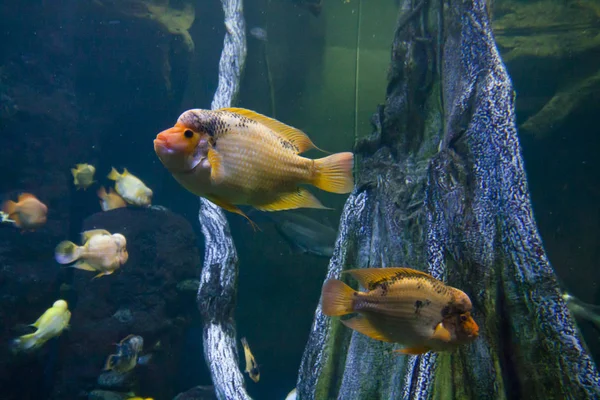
xmin=51 ymin=208 xmax=200 ymax=400
xmin=296 ymin=0 xmax=600 ymax=398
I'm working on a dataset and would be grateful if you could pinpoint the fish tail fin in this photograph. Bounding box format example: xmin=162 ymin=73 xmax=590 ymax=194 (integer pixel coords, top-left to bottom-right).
xmin=107 ymin=167 xmax=121 ymax=181
xmin=312 ymin=152 xmax=354 ymax=194
xmin=54 ymin=241 xmax=82 ymax=264
xmin=11 ymin=332 xmax=39 ymax=353
xmin=97 ymin=186 xmax=107 ymax=199
xmin=2 ymin=200 xmax=18 ymax=219
xmin=104 ymin=354 xmax=118 ymax=370
xmin=321 ymin=279 xmax=355 ymax=316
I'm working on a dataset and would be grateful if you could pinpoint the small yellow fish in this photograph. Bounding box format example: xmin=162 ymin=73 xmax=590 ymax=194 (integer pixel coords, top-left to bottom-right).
xmin=54 ymin=229 xmax=128 ymax=279
xmin=1 ymin=193 xmax=48 ymax=230
xmin=11 ymin=300 xmax=71 ymax=352
xmin=154 ymin=108 xmax=354 ymax=224
xmin=107 ymin=167 xmax=153 ymax=207
xmin=97 ymin=186 xmax=127 ymax=211
xmin=241 ymin=337 xmax=260 ymax=383
xmin=71 ymin=163 xmax=96 ymax=190
xmin=321 ymin=268 xmax=479 ymax=355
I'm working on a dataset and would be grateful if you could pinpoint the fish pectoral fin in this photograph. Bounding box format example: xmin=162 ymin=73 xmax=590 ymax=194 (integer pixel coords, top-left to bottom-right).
xmin=220 ymin=107 xmax=321 ymax=154
xmin=432 ymin=322 xmax=452 ymax=342
xmin=206 ymin=196 xmax=260 ymax=231
xmin=254 ymin=188 xmax=329 ymax=212
xmin=73 ymin=261 xmax=97 ymax=272
xmin=341 ymin=315 xmax=392 ymax=342
xmin=207 ymin=148 xmax=225 ymax=184
xmin=345 ymin=267 xmax=435 ymax=289
xmin=394 ymin=346 xmax=431 ymax=355
xmin=81 ymin=229 xmax=111 ymax=242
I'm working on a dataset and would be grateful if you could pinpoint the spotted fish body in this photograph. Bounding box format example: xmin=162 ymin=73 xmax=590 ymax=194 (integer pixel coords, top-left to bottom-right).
xmin=154 ymin=108 xmax=354 ymax=221
xmin=321 ymin=268 xmax=479 ymax=354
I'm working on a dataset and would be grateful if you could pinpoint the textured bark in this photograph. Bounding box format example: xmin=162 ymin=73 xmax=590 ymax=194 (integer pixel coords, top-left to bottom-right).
xmin=296 ymin=0 xmax=600 ymax=398
xmin=196 ymin=0 xmax=250 ymax=399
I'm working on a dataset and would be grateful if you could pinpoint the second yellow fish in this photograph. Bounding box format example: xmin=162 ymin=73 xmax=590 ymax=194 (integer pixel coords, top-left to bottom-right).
xmin=11 ymin=299 xmax=71 ymax=353
xmin=154 ymin=108 xmax=354 ymax=221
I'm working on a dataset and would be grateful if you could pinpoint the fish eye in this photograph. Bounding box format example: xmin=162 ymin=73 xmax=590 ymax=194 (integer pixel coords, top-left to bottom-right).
xmin=460 ymin=315 xmax=468 ymax=322
xmin=184 ymin=129 xmax=194 ymax=139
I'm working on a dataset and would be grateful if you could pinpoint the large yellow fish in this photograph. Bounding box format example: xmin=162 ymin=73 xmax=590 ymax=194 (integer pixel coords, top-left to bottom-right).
xmin=71 ymin=163 xmax=96 ymax=190
xmin=154 ymin=108 xmax=354 ymax=222
xmin=1 ymin=193 xmax=48 ymax=231
xmin=54 ymin=229 xmax=128 ymax=279
xmin=11 ymin=299 xmax=71 ymax=352
xmin=107 ymin=168 xmax=153 ymax=207
xmin=321 ymin=268 xmax=479 ymax=355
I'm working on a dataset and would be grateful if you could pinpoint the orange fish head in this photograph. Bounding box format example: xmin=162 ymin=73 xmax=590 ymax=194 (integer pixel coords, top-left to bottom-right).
xmin=456 ymin=312 xmax=479 ymax=341
xmin=154 ymin=122 xmax=210 ymax=173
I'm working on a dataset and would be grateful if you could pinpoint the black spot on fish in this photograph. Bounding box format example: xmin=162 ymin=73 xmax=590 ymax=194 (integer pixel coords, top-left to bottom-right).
xmin=441 ymin=305 xmax=450 ymax=317
xmin=414 ymin=300 xmax=424 ymax=314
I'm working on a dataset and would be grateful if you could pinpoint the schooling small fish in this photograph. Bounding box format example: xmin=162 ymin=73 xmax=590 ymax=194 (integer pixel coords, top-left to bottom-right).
xmin=107 ymin=167 xmax=153 ymax=207
xmin=54 ymin=229 xmax=128 ymax=279
xmin=71 ymin=163 xmax=96 ymax=190
xmin=563 ymin=292 xmax=600 ymax=332
xmin=97 ymin=186 xmax=127 ymax=211
xmin=11 ymin=300 xmax=71 ymax=353
xmin=105 ymin=334 xmax=152 ymax=373
xmin=1 ymin=193 xmax=48 ymax=230
xmin=154 ymin=108 xmax=354 ymax=224
xmin=241 ymin=337 xmax=260 ymax=383
xmin=321 ymin=267 xmax=479 ymax=355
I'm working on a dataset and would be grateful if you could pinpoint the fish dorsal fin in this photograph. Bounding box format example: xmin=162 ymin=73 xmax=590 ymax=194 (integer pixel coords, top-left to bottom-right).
xmin=220 ymin=107 xmax=322 ymax=154
xmin=345 ymin=267 xmax=435 ymax=290
xmin=18 ymin=193 xmax=37 ymax=202
xmin=81 ymin=229 xmax=111 ymax=242
xmin=123 ymin=168 xmax=131 ymax=176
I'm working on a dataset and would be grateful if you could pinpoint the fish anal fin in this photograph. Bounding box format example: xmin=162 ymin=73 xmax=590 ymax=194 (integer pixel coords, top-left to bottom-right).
xmin=221 ymin=107 xmax=321 ymax=153
xmin=92 ymin=271 xmax=109 ymax=280
xmin=73 ymin=261 xmax=97 ymax=272
xmin=432 ymin=322 xmax=452 ymax=342
xmin=341 ymin=315 xmax=392 ymax=342
xmin=394 ymin=346 xmax=431 ymax=355
xmin=207 ymin=148 xmax=225 ymax=184
xmin=254 ymin=188 xmax=329 ymax=212
xmin=81 ymin=229 xmax=111 ymax=242
xmin=206 ymin=196 xmax=260 ymax=231
xmin=345 ymin=267 xmax=435 ymax=289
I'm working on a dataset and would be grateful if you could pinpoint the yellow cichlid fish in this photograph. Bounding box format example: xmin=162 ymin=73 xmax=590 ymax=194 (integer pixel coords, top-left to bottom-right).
xmin=241 ymin=337 xmax=260 ymax=383
xmin=107 ymin=167 xmax=153 ymax=207
xmin=54 ymin=229 xmax=128 ymax=279
xmin=1 ymin=193 xmax=48 ymax=231
xmin=154 ymin=108 xmax=354 ymax=224
xmin=11 ymin=300 xmax=71 ymax=352
xmin=71 ymin=163 xmax=96 ymax=190
xmin=321 ymin=268 xmax=479 ymax=355
xmin=97 ymin=186 xmax=127 ymax=211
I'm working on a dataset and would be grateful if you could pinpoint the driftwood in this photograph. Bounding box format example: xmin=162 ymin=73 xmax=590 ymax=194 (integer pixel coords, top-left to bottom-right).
xmin=296 ymin=0 xmax=600 ymax=398
xmin=196 ymin=0 xmax=250 ymax=399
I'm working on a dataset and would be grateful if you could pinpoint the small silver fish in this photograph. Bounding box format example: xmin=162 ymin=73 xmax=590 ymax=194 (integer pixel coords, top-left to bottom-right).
xmin=250 ymin=27 xmax=268 ymax=42
xmin=563 ymin=292 xmax=600 ymax=331
xmin=263 ymin=211 xmax=337 ymax=257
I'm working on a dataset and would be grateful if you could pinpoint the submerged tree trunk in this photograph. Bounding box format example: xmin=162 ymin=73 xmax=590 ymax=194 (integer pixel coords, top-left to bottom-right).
xmin=297 ymin=0 xmax=600 ymax=398
xmin=197 ymin=1 xmax=250 ymax=399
